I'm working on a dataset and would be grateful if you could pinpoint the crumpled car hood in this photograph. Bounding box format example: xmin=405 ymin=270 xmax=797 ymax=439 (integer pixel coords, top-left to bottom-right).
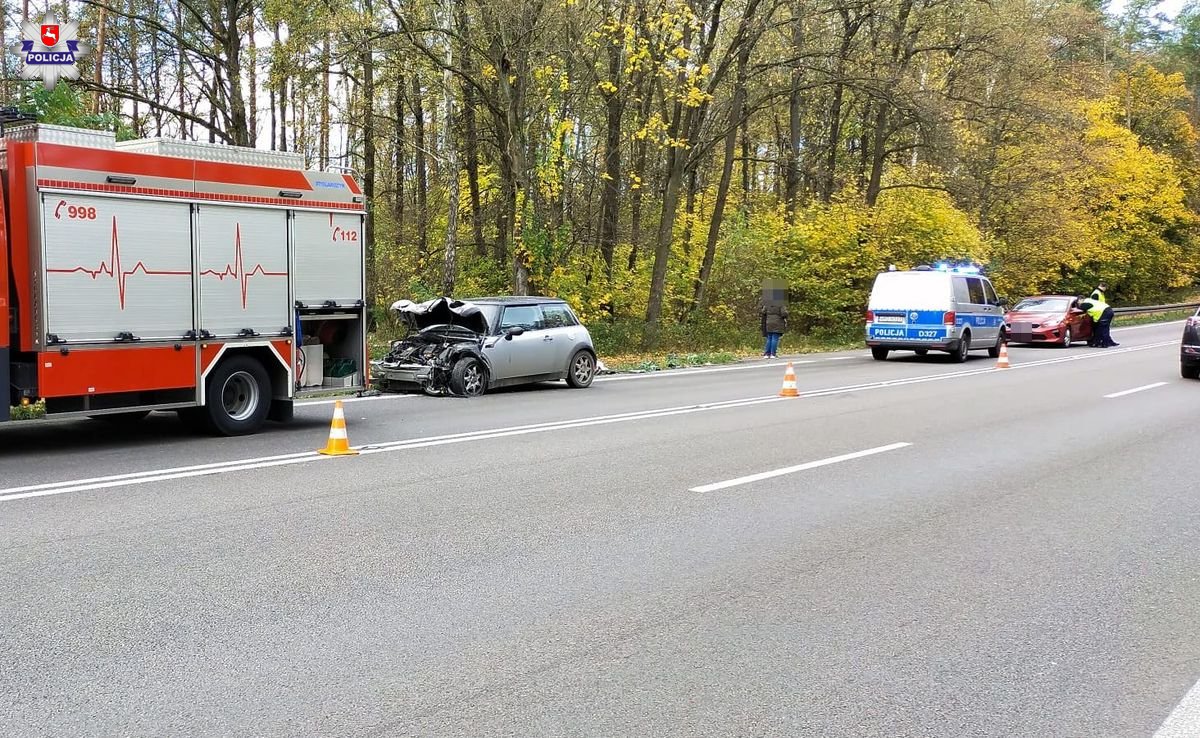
xmin=389 ymin=297 xmax=489 ymax=335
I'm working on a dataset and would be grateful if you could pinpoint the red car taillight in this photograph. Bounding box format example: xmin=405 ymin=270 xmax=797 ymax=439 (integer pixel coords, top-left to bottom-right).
xmin=866 ymin=310 xmax=875 ymax=322
xmin=943 ymin=311 xmax=956 ymax=326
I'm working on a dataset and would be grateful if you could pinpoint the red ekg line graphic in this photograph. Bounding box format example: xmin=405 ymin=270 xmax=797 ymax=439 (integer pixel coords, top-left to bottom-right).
xmin=47 ymin=216 xmax=190 ymax=310
xmin=200 ymin=224 xmax=287 ymax=309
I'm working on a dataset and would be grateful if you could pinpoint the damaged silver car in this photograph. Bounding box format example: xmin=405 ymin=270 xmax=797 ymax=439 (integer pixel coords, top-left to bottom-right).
xmin=373 ymin=296 xmax=598 ymax=397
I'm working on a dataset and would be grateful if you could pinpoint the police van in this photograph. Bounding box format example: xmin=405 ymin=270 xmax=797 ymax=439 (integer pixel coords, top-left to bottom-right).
xmin=865 ymin=265 xmax=1008 ymax=362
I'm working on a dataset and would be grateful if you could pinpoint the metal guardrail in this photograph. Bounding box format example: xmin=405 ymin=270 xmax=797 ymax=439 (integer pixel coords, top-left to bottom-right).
xmin=1112 ymin=302 xmax=1200 ymax=315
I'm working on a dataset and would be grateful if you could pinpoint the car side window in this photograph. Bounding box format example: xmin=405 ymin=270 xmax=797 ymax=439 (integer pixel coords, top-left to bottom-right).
xmin=541 ymin=304 xmax=577 ymax=329
xmin=953 ymin=277 xmax=971 ymax=304
xmin=499 ymin=306 xmax=543 ymax=331
xmin=982 ymin=281 xmax=998 ymax=305
xmin=966 ymin=278 xmax=986 ymax=305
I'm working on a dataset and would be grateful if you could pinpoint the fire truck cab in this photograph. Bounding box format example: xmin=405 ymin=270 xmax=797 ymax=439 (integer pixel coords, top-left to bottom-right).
xmin=1 ymin=121 xmax=368 ymax=435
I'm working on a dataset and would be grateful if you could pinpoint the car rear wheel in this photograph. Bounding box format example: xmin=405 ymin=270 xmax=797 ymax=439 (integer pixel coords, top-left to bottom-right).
xmin=871 ymin=347 xmax=889 ymax=361
xmin=914 ymin=349 xmax=928 ymax=357
xmin=953 ymin=332 xmax=971 ymax=363
xmin=450 ymin=357 xmax=486 ymax=397
xmin=566 ymin=350 xmax=596 ymax=388
xmin=1182 ymin=362 xmax=1200 ymax=380
xmin=1061 ymin=327 xmax=1073 ymax=349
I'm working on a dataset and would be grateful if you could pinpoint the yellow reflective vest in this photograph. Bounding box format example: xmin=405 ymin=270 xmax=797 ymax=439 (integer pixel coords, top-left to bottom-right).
xmin=1083 ymin=298 xmax=1109 ymax=322
xmin=1090 ymin=289 xmax=1106 ymax=303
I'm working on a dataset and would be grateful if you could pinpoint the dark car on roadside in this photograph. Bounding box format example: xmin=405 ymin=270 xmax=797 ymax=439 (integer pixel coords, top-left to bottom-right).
xmin=1181 ymin=307 xmax=1200 ymax=379
xmin=1004 ymin=295 xmax=1093 ymax=348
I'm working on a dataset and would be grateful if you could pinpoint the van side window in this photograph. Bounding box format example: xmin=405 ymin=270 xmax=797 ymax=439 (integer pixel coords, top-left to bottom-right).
xmin=953 ymin=277 xmax=971 ymax=304
xmin=966 ymin=278 xmax=986 ymax=305
xmin=982 ymin=281 xmax=998 ymax=305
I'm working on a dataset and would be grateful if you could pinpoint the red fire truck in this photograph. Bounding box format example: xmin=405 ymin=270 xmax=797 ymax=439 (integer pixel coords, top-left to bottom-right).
xmin=1 ymin=120 xmax=368 ymax=435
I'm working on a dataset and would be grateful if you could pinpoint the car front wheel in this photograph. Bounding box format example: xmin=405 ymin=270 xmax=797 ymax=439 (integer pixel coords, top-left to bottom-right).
xmin=1061 ymin=327 xmax=1073 ymax=348
xmin=450 ymin=357 xmax=486 ymax=397
xmin=567 ymin=350 xmax=596 ymax=388
xmin=1182 ymin=362 xmax=1200 ymax=380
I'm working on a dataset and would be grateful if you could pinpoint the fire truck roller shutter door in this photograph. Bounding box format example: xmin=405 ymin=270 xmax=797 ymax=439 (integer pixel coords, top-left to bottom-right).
xmin=197 ymin=205 xmax=290 ymax=338
xmin=293 ymin=210 xmax=364 ymax=307
xmin=42 ymin=194 xmax=194 ymax=343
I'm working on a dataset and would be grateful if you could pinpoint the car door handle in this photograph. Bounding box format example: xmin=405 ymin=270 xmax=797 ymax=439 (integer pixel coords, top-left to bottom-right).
xmin=543 ymin=335 xmax=554 ymax=341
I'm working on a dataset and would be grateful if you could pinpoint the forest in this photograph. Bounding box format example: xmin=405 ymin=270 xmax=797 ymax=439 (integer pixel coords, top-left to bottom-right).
xmin=10 ymin=0 xmax=1200 ymax=352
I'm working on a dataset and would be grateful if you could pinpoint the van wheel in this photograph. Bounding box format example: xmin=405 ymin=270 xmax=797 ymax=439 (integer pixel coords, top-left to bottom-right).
xmin=953 ymin=332 xmax=971 ymax=363
xmin=203 ymin=355 xmax=271 ymax=436
xmin=871 ymin=347 xmax=889 ymax=361
xmin=1183 ymin=362 xmax=1200 ymax=380
xmin=988 ymin=329 xmax=1007 ymax=358
xmin=914 ymin=349 xmax=928 ymax=357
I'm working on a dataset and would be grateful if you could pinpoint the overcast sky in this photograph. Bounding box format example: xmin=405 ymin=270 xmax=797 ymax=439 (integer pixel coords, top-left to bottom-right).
xmin=1107 ymin=0 xmax=1189 ymax=19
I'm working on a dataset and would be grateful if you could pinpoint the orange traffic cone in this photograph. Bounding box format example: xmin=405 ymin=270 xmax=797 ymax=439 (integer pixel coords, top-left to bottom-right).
xmin=996 ymin=341 xmax=1011 ymax=369
xmin=779 ymin=362 xmax=800 ymax=397
xmin=318 ymin=400 xmax=359 ymax=456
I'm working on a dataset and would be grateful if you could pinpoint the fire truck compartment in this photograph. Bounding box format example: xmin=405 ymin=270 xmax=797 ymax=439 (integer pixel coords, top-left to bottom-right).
xmin=296 ymin=310 xmax=366 ymax=393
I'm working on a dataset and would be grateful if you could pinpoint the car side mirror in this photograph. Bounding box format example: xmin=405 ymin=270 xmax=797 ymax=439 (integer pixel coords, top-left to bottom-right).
xmin=504 ymin=326 xmax=525 ymax=340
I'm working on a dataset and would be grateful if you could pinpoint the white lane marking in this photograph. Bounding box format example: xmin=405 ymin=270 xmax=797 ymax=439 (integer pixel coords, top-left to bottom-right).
xmin=1112 ymin=319 xmax=1186 ymax=333
xmin=690 ymin=442 xmax=911 ymax=493
xmin=0 ymin=338 xmax=1177 ymax=503
xmin=823 ymin=356 xmax=856 ymax=361
xmin=1154 ymin=676 xmax=1200 ymax=737
xmin=595 ymin=360 xmax=813 ymax=382
xmin=299 ymin=394 xmax=411 ymax=407
xmin=1104 ymin=381 xmax=1168 ymax=399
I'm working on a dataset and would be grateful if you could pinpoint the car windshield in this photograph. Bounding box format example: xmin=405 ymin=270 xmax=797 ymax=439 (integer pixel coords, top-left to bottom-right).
xmin=1013 ymin=297 xmax=1071 ymax=313
xmin=474 ymin=303 xmax=501 ymax=333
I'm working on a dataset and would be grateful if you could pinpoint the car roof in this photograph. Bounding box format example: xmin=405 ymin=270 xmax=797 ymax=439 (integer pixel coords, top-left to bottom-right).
xmin=461 ymin=296 xmax=567 ymax=306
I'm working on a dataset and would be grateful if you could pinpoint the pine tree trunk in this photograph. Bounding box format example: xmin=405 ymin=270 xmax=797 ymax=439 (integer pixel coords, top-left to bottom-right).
xmin=92 ymin=6 xmax=107 ymax=115
xmin=361 ymin=4 xmax=377 ymax=306
xmin=412 ymin=77 xmax=429 ymax=260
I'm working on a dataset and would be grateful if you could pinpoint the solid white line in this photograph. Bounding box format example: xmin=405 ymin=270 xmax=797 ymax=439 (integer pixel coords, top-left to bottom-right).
xmin=1154 ymin=676 xmax=1200 ymax=737
xmin=690 ymin=442 xmax=912 ymax=493
xmin=595 ymin=360 xmax=813 ymax=382
xmin=299 ymin=394 xmax=411 ymax=407
xmin=1104 ymin=381 xmax=1168 ymax=399
xmin=0 ymin=338 xmax=1177 ymax=504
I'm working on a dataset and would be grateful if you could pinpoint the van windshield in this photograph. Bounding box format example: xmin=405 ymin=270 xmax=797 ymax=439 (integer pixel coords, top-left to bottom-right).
xmin=868 ymin=273 xmax=952 ymax=310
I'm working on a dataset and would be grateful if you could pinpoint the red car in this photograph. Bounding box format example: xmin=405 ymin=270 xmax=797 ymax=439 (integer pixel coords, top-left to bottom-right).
xmin=1004 ymin=295 xmax=1093 ymax=347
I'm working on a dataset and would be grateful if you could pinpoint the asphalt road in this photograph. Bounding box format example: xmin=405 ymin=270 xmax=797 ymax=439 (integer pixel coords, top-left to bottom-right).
xmin=1 ymin=320 xmax=1198 ymax=737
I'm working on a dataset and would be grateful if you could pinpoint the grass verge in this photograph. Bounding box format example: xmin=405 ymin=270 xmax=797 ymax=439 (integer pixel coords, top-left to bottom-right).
xmin=1114 ymin=308 xmax=1193 ymax=327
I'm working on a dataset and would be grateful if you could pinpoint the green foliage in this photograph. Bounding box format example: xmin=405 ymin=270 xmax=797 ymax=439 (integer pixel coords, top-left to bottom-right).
xmin=17 ymin=84 xmax=133 ymax=139
xmin=9 ymin=400 xmax=45 ymax=421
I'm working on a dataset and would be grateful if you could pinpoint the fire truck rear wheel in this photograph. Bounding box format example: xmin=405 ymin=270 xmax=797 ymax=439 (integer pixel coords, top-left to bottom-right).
xmin=204 ymin=355 xmax=271 ymax=436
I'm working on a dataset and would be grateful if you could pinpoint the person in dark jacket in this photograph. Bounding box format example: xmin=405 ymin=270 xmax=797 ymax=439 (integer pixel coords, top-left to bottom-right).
xmin=760 ymin=302 xmax=788 ymax=358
